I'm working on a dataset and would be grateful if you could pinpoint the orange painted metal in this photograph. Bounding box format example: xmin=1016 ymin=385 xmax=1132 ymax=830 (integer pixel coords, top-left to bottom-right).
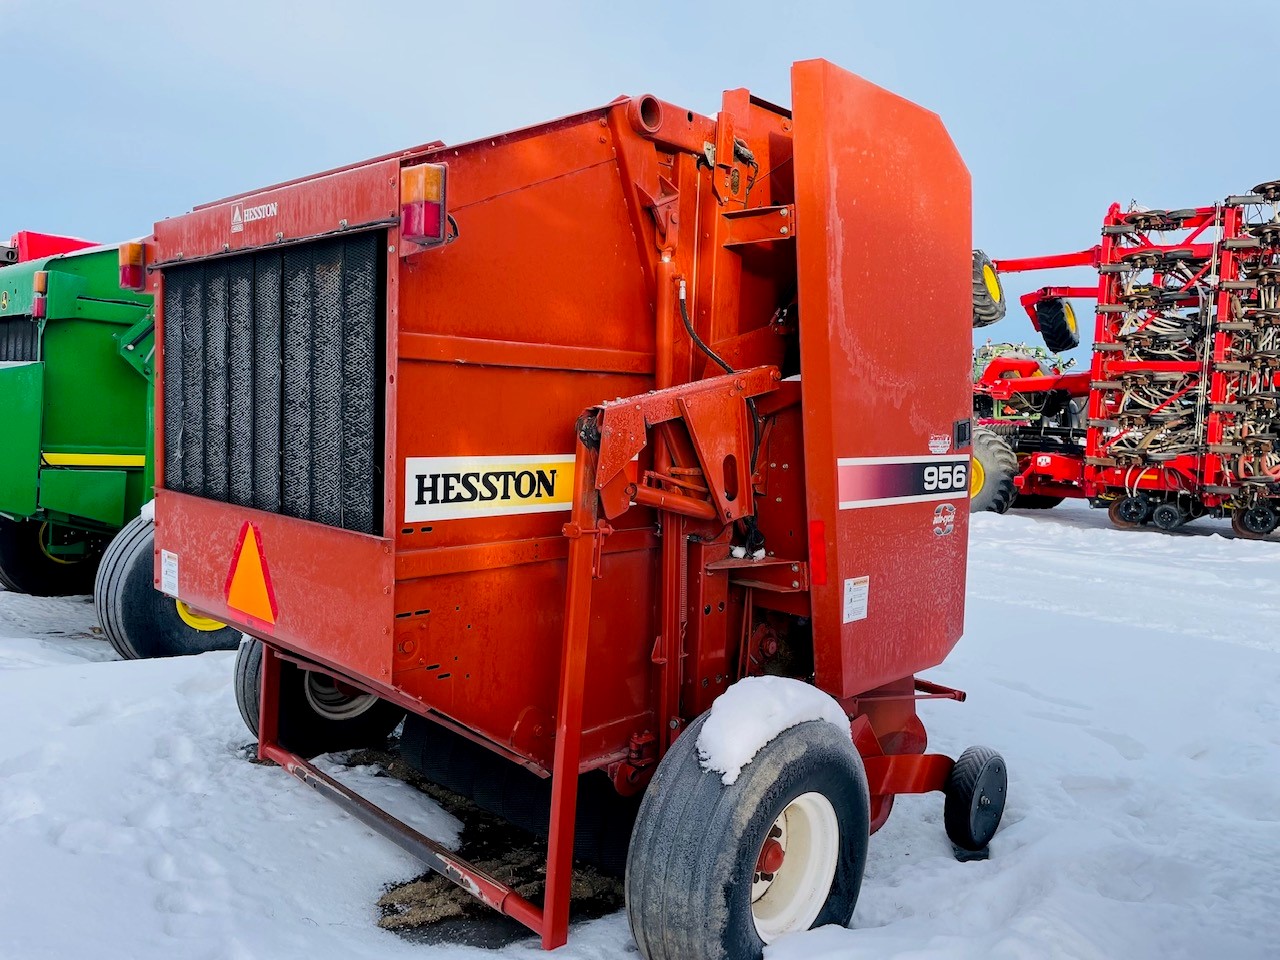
xmin=151 ymin=58 xmax=976 ymax=949
xmin=792 ymin=61 xmax=972 ymax=699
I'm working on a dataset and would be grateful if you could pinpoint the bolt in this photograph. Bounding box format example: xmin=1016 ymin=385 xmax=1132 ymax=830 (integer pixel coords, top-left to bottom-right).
xmin=782 ymin=463 xmax=790 ymax=470
xmin=790 ymin=564 xmax=799 ymax=572
xmin=979 ymin=795 xmax=990 ymax=806
xmin=780 ymin=226 xmax=789 ymax=235
xmin=791 ymin=580 xmax=800 ymax=588
xmin=780 ymin=208 xmax=789 ymax=217
xmin=669 ymin=719 xmax=680 ymax=730
xmin=775 ymin=496 xmax=782 ymax=503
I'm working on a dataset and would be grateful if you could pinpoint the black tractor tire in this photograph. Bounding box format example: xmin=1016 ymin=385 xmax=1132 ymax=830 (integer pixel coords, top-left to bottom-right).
xmin=1036 ymin=297 xmax=1081 ymax=353
xmin=970 ymin=427 xmax=1018 ymax=514
xmin=94 ymin=513 xmax=240 ymax=659
xmin=972 ymin=250 xmax=1007 ymax=328
xmin=235 ymin=637 xmax=405 ymax=759
xmin=1011 ymin=494 xmax=1064 ymax=510
xmin=626 ymin=711 xmax=869 ymax=960
xmin=944 ymin=746 xmax=1008 ymax=851
xmin=0 ymin=517 xmax=100 ymax=596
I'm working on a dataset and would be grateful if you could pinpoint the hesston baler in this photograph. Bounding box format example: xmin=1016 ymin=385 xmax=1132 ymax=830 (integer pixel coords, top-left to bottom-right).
xmin=143 ymin=60 xmax=1006 ymax=956
xmin=983 ymin=188 xmax=1280 ymax=536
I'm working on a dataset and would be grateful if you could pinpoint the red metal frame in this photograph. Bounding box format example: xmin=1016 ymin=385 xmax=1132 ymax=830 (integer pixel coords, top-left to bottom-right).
xmin=153 ymin=60 xmax=979 ymax=949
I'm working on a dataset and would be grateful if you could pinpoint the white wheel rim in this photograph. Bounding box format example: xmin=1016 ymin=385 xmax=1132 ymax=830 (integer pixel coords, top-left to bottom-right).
xmin=303 ymin=672 xmax=378 ymax=721
xmin=750 ymin=791 xmax=840 ymax=944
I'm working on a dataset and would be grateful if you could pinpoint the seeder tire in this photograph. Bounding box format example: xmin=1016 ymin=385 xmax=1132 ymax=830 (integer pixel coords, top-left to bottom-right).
xmin=235 ymin=637 xmax=405 ymax=758
xmin=94 ymin=514 xmax=239 ymax=659
xmin=0 ymin=518 xmax=99 ymax=596
xmin=626 ymin=712 xmax=869 ymax=960
xmin=944 ymin=745 xmax=1008 ymax=851
xmin=1231 ymin=504 xmax=1279 ymax=540
xmin=1107 ymin=496 xmax=1150 ymax=529
xmin=970 ymin=427 xmax=1018 ymax=514
xmin=1036 ymin=297 xmax=1081 ymax=354
xmin=972 ymin=250 xmax=1007 ymax=328
xmin=1011 ymin=494 xmax=1064 ymax=510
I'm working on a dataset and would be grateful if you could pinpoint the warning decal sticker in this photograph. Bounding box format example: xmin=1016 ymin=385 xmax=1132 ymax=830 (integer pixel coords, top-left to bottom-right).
xmin=837 ymin=455 xmax=969 ymax=510
xmin=224 ymin=522 xmax=278 ymax=628
xmin=404 ymin=455 xmax=575 ymax=523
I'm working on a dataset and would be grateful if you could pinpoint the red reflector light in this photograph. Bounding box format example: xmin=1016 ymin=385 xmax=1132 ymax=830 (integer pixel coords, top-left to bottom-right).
xmin=118 ymin=241 xmax=146 ymax=292
xmin=31 ymin=294 xmax=46 ymax=319
xmin=400 ymin=163 xmax=448 ymax=248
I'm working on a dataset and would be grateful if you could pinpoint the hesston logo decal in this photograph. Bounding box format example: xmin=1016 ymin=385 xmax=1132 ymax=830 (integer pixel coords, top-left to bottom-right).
xmin=404 ymin=455 xmax=575 ymax=522
xmin=230 ymin=200 xmax=279 ymax=234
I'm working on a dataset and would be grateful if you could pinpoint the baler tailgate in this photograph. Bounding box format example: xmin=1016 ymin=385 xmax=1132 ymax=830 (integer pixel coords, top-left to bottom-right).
xmin=792 ymin=60 xmax=972 ymax=698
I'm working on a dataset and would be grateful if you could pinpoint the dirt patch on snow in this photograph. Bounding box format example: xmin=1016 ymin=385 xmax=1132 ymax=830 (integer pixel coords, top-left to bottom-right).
xmin=346 ymin=749 xmax=623 ymax=947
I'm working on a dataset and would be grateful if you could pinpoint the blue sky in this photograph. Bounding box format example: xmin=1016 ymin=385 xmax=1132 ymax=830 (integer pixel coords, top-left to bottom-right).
xmin=5 ymin=0 xmax=1277 ymax=361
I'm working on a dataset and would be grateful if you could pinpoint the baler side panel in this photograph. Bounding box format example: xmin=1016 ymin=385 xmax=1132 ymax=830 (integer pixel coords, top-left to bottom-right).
xmin=792 ymin=60 xmax=972 ymax=699
xmin=392 ymin=119 xmax=662 ymax=769
xmin=0 ymin=362 xmax=43 ymax=516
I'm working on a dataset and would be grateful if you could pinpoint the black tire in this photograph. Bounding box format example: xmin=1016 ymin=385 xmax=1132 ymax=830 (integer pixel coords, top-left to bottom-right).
xmin=1107 ymin=496 xmax=1150 ymax=529
xmin=972 ymin=250 xmax=1006 ymax=328
xmin=1035 ymin=297 xmax=1081 ymax=353
xmin=970 ymin=427 xmax=1018 ymax=514
xmin=944 ymin=745 xmax=1007 ymax=851
xmin=235 ymin=637 xmax=406 ymax=758
xmin=1011 ymin=494 xmax=1063 ymax=510
xmin=94 ymin=513 xmax=240 ymax=659
xmin=1232 ymin=504 xmax=1279 ymax=539
xmin=626 ymin=711 xmax=869 ymax=960
xmin=0 ymin=517 xmax=101 ymax=596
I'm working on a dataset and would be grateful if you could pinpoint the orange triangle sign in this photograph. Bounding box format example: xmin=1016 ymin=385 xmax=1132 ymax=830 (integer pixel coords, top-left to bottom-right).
xmin=224 ymin=522 xmax=278 ymax=627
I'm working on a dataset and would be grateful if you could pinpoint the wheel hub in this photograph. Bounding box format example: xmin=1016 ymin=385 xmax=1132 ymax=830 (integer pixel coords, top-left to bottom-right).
xmin=303 ymin=671 xmax=380 ymax=721
xmin=1242 ymin=504 xmax=1278 ymax=535
xmin=750 ymin=792 xmax=840 ymax=944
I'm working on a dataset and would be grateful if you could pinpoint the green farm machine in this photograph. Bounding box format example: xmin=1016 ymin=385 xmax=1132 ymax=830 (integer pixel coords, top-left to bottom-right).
xmin=0 ymin=231 xmax=237 ymax=657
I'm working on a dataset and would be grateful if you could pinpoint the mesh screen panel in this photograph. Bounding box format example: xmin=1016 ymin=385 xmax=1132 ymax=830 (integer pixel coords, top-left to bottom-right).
xmin=0 ymin=318 xmax=39 ymax=362
xmin=161 ymin=232 xmax=382 ymax=534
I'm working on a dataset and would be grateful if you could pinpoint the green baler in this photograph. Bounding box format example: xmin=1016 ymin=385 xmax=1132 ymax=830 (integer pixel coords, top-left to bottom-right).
xmin=0 ymin=232 xmax=237 ymax=658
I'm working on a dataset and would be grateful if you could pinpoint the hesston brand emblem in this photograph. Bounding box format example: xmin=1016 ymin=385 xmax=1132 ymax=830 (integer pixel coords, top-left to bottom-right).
xmin=230 ymin=201 xmax=279 ymax=234
xmin=224 ymin=522 xmax=278 ymax=629
xmin=404 ymin=455 xmax=575 ymax=523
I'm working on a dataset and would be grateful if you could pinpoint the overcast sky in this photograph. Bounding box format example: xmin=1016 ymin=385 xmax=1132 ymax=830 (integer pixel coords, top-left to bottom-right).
xmin=5 ymin=0 xmax=1278 ymax=359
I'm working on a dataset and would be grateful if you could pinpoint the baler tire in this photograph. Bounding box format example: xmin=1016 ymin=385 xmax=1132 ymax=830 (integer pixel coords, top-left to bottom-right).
xmin=1011 ymin=494 xmax=1064 ymax=510
xmin=234 ymin=637 xmax=405 ymax=758
xmin=94 ymin=514 xmax=240 ymax=660
xmin=0 ymin=518 xmax=100 ymax=597
xmin=972 ymin=250 xmax=1007 ymax=329
xmin=625 ymin=712 xmax=869 ymax=960
xmin=970 ymin=428 xmax=1018 ymax=514
xmin=944 ymin=745 xmax=1007 ymax=852
xmin=1036 ymin=298 xmax=1081 ymax=354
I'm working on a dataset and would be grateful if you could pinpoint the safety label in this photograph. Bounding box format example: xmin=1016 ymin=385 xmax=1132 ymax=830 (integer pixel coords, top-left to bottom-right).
xmin=404 ymin=455 xmax=575 ymax=523
xmin=160 ymin=550 xmax=179 ymax=597
xmin=843 ymin=576 xmax=869 ymax=624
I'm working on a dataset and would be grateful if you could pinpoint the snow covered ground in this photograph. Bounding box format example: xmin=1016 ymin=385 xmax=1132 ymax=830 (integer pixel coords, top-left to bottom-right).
xmin=2 ymin=500 xmax=1278 ymax=959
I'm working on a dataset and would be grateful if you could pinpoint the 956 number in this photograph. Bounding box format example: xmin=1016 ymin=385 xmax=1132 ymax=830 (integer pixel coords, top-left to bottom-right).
xmin=923 ymin=462 xmax=967 ymax=492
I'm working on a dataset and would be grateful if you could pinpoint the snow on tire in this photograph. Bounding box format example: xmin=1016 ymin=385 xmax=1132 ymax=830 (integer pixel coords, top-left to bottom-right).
xmin=625 ymin=708 xmax=869 ymax=960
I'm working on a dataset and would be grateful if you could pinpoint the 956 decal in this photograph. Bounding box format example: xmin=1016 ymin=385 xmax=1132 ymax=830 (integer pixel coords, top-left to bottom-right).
xmin=836 ymin=455 xmax=969 ymax=510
